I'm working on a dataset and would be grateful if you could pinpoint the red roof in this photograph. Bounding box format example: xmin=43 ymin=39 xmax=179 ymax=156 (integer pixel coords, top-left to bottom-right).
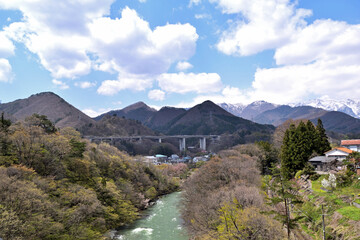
xmin=341 ymin=139 xmax=360 ymax=145
xmin=325 ymin=147 xmax=353 ymax=154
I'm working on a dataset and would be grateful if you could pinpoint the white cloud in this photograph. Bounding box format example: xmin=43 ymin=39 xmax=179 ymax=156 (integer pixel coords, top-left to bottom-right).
xmin=82 ymin=108 xmax=111 ymax=118
xmin=176 ymin=61 xmax=193 ymax=71
xmin=195 ymin=0 xmax=360 ymax=104
xmin=195 ymin=13 xmax=211 ymax=19
xmin=139 ymin=0 xmax=146 ymax=2
xmin=74 ymin=81 xmax=96 ymax=89
xmin=97 ymin=75 xmax=153 ymax=95
xmin=1 ymin=2 xmax=199 ymax=93
xmin=0 ymin=32 xmax=14 ymax=57
xmin=189 ymin=0 xmax=202 ymax=7
xmin=248 ymin=18 xmax=360 ymax=104
xmin=90 ymin=8 xmax=198 ymax=76
xmin=148 ymin=89 xmax=165 ymax=101
xmin=213 ymin=0 xmax=311 ymax=56
xmin=52 ymin=79 xmax=69 ymax=90
xmin=158 ymin=72 xmax=222 ymax=94
xmin=0 ymin=59 xmax=13 ymax=82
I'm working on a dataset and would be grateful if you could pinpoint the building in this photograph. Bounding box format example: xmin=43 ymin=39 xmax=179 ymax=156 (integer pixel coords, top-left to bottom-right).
xmin=309 ymin=147 xmax=353 ymax=172
xmin=309 ymin=156 xmax=337 ymax=171
xmin=325 ymin=147 xmax=353 ymax=160
xmin=341 ymin=139 xmax=360 ymax=152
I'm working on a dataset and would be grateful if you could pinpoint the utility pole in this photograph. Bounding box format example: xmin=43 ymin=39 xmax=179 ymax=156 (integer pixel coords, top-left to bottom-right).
xmin=322 ymin=205 xmax=326 ymax=240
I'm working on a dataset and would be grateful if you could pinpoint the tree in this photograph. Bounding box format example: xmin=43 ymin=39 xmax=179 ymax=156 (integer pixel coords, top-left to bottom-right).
xmin=256 ymin=141 xmax=279 ymax=175
xmin=281 ymin=119 xmax=331 ymax=179
xmin=280 ymin=124 xmax=297 ymax=179
xmin=315 ymin=119 xmax=331 ymax=155
xmin=25 ymin=114 xmax=57 ymax=134
xmin=264 ymin=168 xmax=303 ymax=239
xmin=0 ymin=113 xmax=16 ymax=166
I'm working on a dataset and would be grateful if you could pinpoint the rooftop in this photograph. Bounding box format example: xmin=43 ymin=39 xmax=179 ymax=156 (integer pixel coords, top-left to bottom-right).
xmin=325 ymin=147 xmax=353 ymax=154
xmin=341 ymin=139 xmax=360 ymax=145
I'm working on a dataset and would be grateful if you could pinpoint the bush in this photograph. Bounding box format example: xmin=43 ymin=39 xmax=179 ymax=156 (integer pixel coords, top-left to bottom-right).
xmin=295 ymin=170 xmax=304 ymax=179
xmin=310 ymin=174 xmax=320 ymax=181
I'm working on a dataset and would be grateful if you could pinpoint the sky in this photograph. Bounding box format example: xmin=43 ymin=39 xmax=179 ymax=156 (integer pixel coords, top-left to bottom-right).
xmin=0 ymin=0 xmax=359 ymax=117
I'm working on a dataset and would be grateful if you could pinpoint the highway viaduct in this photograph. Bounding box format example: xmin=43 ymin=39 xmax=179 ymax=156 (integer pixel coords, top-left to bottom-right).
xmin=84 ymin=135 xmax=221 ymax=151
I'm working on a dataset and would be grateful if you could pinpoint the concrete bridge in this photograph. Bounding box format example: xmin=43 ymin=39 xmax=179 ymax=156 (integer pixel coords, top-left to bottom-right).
xmin=84 ymin=135 xmax=221 ymax=151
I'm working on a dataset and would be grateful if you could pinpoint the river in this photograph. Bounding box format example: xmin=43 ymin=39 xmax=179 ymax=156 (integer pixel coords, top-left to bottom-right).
xmin=113 ymin=192 xmax=189 ymax=240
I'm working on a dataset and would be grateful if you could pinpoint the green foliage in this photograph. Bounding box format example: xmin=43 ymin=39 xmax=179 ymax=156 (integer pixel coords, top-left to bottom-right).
xmin=0 ymin=118 xmax=179 ymax=239
xmin=281 ymin=120 xmax=331 ymax=179
xmin=150 ymin=143 xmax=175 ymax=156
xmin=315 ymin=119 xmax=331 ymax=155
xmin=28 ymin=114 xmax=57 ymax=134
xmin=264 ymin=167 xmax=304 ymax=237
xmin=69 ymin=138 xmax=86 ymax=158
xmin=145 ymin=187 xmax=157 ymax=199
xmin=337 ymin=206 xmax=360 ymax=221
xmin=256 ymin=141 xmax=279 ymax=175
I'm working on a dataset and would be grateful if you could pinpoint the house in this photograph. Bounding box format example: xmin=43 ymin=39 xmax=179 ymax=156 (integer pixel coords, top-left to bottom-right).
xmin=309 ymin=147 xmax=353 ymax=172
xmin=309 ymin=156 xmax=337 ymax=171
xmin=341 ymin=139 xmax=360 ymax=152
xmin=325 ymin=147 xmax=353 ymax=160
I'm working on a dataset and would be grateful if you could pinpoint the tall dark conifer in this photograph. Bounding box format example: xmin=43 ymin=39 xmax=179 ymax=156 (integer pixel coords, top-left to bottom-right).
xmin=315 ymin=119 xmax=331 ymax=155
xmin=281 ymin=124 xmax=296 ymax=179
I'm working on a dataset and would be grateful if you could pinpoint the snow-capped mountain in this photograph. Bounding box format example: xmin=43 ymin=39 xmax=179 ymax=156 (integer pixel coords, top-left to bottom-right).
xmin=291 ymin=99 xmax=360 ymax=119
xmin=218 ymin=101 xmax=278 ymax=120
xmin=218 ymin=103 xmax=246 ymax=117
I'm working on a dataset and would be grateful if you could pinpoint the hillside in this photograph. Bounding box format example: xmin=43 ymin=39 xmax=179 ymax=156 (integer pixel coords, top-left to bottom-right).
xmin=311 ymin=111 xmax=360 ymax=134
xmin=95 ymin=101 xmax=156 ymax=123
xmin=0 ymin=92 xmax=95 ymax=129
xmin=0 ymin=92 xmax=156 ymax=137
xmin=254 ymin=105 xmax=327 ymax=126
xmin=145 ymin=106 xmax=186 ymax=130
xmin=161 ymin=100 xmax=274 ymax=135
xmin=81 ymin=115 xmax=155 ymax=137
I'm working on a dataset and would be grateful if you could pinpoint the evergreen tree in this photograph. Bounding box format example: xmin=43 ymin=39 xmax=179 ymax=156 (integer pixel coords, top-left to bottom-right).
xmin=281 ymin=124 xmax=296 ymax=179
xmin=256 ymin=141 xmax=279 ymax=175
xmin=0 ymin=113 xmax=16 ymax=166
xmin=305 ymin=120 xmax=316 ymax=153
xmin=264 ymin=167 xmax=303 ymax=239
xmin=315 ymin=119 xmax=331 ymax=155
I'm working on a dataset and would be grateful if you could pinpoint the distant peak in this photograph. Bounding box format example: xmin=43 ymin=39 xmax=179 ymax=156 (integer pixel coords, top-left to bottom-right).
xmin=122 ymin=101 xmax=156 ymax=113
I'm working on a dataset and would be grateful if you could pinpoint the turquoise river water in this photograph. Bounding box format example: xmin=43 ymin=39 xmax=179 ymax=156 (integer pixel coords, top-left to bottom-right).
xmin=113 ymin=192 xmax=189 ymax=240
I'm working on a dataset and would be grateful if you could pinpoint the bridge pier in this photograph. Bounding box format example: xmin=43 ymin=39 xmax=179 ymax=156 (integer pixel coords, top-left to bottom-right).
xmin=179 ymin=138 xmax=186 ymax=151
xmin=199 ymin=137 xmax=206 ymax=151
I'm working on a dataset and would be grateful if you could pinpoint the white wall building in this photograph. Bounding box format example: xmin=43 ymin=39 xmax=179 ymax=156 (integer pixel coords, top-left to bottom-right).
xmin=341 ymin=139 xmax=360 ymax=152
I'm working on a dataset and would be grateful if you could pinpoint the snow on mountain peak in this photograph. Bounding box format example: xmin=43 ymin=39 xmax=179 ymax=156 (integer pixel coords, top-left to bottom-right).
xmin=292 ymin=98 xmax=360 ymax=118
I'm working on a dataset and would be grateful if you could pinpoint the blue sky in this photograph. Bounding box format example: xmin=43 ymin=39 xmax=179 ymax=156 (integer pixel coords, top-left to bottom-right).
xmin=0 ymin=0 xmax=359 ymax=117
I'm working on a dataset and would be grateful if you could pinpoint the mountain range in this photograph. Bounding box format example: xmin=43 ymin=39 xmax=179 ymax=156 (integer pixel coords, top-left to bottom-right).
xmin=217 ymin=100 xmax=360 ymax=134
xmin=1 ymin=92 xmax=360 ymax=138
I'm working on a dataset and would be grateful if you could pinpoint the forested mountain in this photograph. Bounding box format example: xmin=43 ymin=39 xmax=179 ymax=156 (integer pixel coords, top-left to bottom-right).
xmin=0 ymin=92 xmax=94 ymax=129
xmin=94 ymin=101 xmax=156 ymax=122
xmin=157 ymin=100 xmax=274 ymax=137
xmin=145 ymin=106 xmax=186 ymax=130
xmin=0 ymin=93 xmax=155 ymax=137
xmin=81 ymin=115 xmax=156 ymax=137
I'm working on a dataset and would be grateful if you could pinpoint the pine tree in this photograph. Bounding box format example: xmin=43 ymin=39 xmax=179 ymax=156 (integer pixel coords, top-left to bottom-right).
xmin=315 ymin=119 xmax=331 ymax=155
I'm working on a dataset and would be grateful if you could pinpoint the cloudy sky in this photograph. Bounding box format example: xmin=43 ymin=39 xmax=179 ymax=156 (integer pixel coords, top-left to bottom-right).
xmin=0 ymin=0 xmax=359 ymax=117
